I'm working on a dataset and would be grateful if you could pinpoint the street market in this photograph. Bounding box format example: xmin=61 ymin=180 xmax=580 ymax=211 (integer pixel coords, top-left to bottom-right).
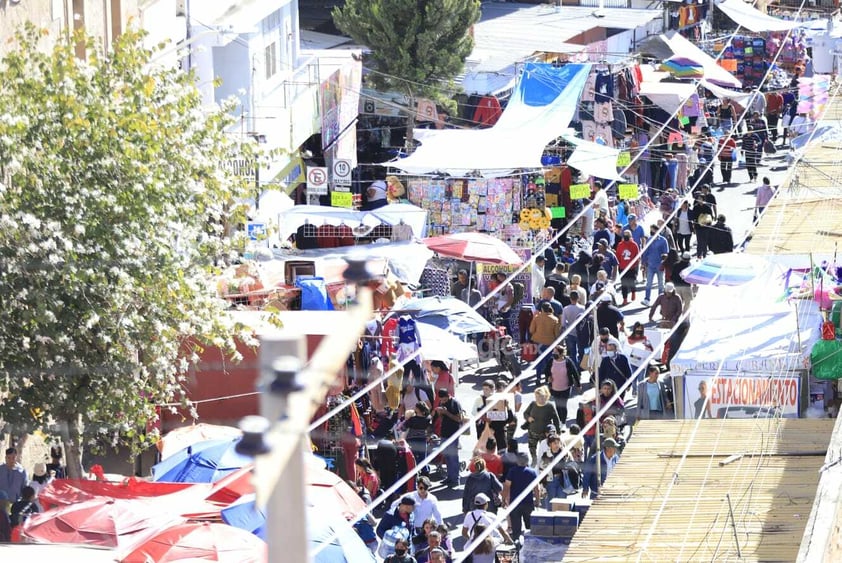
xmin=3 ymin=1 xmax=842 ymax=563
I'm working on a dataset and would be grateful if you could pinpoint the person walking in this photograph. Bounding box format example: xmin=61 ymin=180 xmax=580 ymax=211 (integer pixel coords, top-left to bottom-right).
xmin=0 ymin=448 xmax=26 ymax=503
xmin=461 ymin=458 xmax=503 ymax=515
xmin=640 ymin=225 xmax=669 ymax=307
xmin=636 ymin=365 xmax=674 ymax=420
xmin=755 ymin=176 xmax=776 ymax=221
xmin=616 ymin=229 xmax=640 ymax=306
xmin=529 ymin=302 xmax=561 ymax=378
xmin=707 ymin=215 xmax=735 ymax=254
xmin=523 ymin=386 xmax=561 ymax=467
xmin=674 ymin=200 xmax=693 ymax=253
xmin=648 ymin=282 xmax=683 ymax=328
xmin=742 ymin=129 xmax=762 ymax=182
xmin=671 ymin=252 xmax=694 ymax=313
xmin=503 ymin=452 xmax=539 ymax=542
xmin=561 ymin=291 xmax=586 ymax=367
xmin=433 ymin=388 xmax=466 ymax=487
xmin=546 ymin=345 xmax=581 ymax=425
xmin=583 ymin=438 xmax=620 ymax=500
xmin=718 ymin=134 xmax=737 ymax=184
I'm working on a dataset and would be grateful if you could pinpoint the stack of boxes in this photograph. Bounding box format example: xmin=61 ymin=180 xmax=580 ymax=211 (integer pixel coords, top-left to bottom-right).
xmin=526 ymin=497 xmax=592 ymax=546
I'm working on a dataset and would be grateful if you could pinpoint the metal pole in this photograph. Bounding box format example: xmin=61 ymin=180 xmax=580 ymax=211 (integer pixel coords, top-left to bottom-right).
xmin=726 ymin=492 xmax=743 ymax=558
xmin=253 ymin=289 xmax=374 ymax=562
xmin=593 ymin=305 xmax=601 ymax=492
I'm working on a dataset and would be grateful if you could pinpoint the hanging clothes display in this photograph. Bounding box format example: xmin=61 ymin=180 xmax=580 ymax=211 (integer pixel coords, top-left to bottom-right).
xmin=473 ymin=96 xmax=503 ymax=126
xmin=296 ymin=221 xmax=318 ymax=250
xmin=391 ymin=221 xmax=414 ymax=241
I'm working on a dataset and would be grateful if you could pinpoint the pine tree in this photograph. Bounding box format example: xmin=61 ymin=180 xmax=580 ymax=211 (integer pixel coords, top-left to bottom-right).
xmin=333 ymin=0 xmax=481 ymax=137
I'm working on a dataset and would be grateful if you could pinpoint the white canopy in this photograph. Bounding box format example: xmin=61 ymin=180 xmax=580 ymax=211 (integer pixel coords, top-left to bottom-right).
xmin=671 ymin=266 xmax=822 ymax=374
xmin=701 ymin=80 xmax=753 ymax=106
xmin=662 ymin=32 xmax=741 ymax=89
xmin=277 ymin=203 xmax=428 ymax=243
xmin=716 ymin=0 xmax=803 ymax=33
xmin=639 ymin=81 xmax=698 ymax=114
xmin=386 ymin=63 xmax=591 ymax=177
xmin=563 ymin=135 xmax=625 ymax=181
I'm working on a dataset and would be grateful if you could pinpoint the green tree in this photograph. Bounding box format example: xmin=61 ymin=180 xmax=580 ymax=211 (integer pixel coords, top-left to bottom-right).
xmin=333 ymin=0 xmax=481 ymax=136
xmin=0 ymin=25 xmax=254 ymax=477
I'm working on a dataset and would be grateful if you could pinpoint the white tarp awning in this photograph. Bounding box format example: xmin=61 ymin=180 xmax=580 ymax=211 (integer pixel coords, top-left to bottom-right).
xmin=716 ymin=0 xmax=803 ymax=33
xmin=639 ymin=80 xmax=697 ymax=114
xmin=701 ymin=80 xmax=754 ymax=105
xmin=662 ymin=32 xmax=741 ymax=89
xmin=563 ymin=135 xmax=625 ymax=181
xmin=671 ymin=265 xmax=822 ymax=374
xmin=277 ymin=203 xmax=428 ymax=243
xmin=386 ymin=63 xmax=591 ymax=176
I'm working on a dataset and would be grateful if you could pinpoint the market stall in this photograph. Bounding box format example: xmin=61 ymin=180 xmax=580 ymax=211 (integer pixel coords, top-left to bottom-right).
xmin=671 ymin=265 xmax=823 ymax=419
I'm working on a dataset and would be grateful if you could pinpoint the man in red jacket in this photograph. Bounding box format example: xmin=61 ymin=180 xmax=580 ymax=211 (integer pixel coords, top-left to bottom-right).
xmin=616 ymin=229 xmax=640 ymax=307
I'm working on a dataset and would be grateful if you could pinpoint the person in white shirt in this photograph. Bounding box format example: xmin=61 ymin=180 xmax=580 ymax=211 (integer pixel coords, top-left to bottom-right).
xmin=461 ymin=493 xmax=513 ymax=543
xmin=592 ymin=181 xmax=609 ymax=215
xmin=28 ymin=462 xmax=53 ymax=499
xmin=532 ymin=256 xmax=546 ymax=301
xmin=390 ymin=476 xmax=442 ymax=530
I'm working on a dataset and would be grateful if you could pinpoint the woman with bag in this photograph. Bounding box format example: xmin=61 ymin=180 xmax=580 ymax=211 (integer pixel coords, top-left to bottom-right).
xmin=461 ymin=457 xmax=504 ymax=514
xmin=523 ymin=386 xmax=561 ymax=467
xmin=546 ymin=345 xmax=581 ymax=425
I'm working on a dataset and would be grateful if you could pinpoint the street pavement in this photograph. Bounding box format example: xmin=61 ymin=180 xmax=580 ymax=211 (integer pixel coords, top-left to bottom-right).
xmin=423 ymin=146 xmax=793 ymax=553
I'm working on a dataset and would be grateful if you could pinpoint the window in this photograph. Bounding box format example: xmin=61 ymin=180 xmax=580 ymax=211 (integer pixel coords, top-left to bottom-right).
xmin=264 ymin=42 xmax=278 ymax=79
xmin=261 ymin=10 xmax=281 ymax=34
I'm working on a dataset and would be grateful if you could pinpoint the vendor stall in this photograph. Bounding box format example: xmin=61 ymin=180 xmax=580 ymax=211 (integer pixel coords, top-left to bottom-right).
xmin=671 ymin=265 xmax=823 ymax=419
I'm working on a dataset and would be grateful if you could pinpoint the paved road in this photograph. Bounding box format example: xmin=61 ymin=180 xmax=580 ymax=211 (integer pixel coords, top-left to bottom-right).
xmin=425 ymin=145 xmax=793 ymax=553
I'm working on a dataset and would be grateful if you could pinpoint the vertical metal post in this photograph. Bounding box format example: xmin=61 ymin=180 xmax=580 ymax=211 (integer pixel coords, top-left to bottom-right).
xmin=726 ymin=492 xmax=742 ymax=558
xmin=593 ymin=306 xmax=601 ymax=491
xmin=258 ymin=335 xmax=308 ymax=563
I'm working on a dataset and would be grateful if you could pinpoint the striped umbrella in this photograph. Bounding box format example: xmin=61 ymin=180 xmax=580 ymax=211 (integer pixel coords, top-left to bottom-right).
xmin=680 ymin=253 xmax=761 ymax=286
xmin=659 ymin=56 xmax=704 ymax=79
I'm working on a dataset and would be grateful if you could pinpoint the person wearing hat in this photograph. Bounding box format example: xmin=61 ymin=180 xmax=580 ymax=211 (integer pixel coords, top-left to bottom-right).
xmin=29 ymin=461 xmax=53 ymax=499
xmin=671 ymin=252 xmax=694 ymax=313
xmin=596 ymin=293 xmax=624 ymax=339
xmin=648 ymin=282 xmax=683 ymax=328
xmin=376 ymin=495 xmax=417 ymax=542
xmin=707 ymin=214 xmax=734 ymax=255
xmin=461 ymin=492 xmax=512 ymax=543
xmin=582 ymin=437 xmax=620 ymax=499
xmin=596 ymin=240 xmax=619 ymax=281
xmin=622 ymin=214 xmax=645 ymax=247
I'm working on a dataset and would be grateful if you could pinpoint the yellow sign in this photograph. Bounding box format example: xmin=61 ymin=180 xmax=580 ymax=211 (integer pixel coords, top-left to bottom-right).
xmin=569 ymin=183 xmax=590 ymax=200
xmin=617 ymin=152 xmax=631 ymax=167
xmin=331 ymin=191 xmax=353 ymax=208
xmin=618 ymin=183 xmax=639 ymax=200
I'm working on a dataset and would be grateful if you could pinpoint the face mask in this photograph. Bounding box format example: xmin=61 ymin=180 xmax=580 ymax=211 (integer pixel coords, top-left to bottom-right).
xmin=623 ymin=235 xmax=630 ymax=241
xmin=608 ymin=351 xmax=617 ymax=358
xmin=394 ymin=548 xmax=407 ymax=556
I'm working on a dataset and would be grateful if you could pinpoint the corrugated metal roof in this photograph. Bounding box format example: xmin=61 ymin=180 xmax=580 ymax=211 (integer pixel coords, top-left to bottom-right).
xmin=470 ymin=3 xmax=661 ymax=72
xmin=564 ymin=419 xmax=834 ymax=562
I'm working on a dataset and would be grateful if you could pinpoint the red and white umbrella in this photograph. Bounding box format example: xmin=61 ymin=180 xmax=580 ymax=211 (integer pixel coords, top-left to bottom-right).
xmin=422 ymin=232 xmax=523 ymax=265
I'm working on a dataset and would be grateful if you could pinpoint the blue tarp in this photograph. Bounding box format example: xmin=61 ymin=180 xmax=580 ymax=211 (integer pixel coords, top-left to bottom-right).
xmin=296 ymin=276 xmax=335 ymax=311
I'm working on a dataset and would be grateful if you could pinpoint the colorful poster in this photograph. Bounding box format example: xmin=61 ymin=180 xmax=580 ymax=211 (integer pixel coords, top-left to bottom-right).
xmin=682 ymin=372 xmax=801 ymax=419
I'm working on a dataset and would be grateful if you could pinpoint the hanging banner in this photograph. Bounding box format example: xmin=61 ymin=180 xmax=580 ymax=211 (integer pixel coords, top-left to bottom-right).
xmin=616 ymin=152 xmax=631 ymax=167
xmin=569 ymin=183 xmax=590 ymax=200
xmin=618 ymin=183 xmax=639 ymax=200
xmin=683 ymin=372 xmax=801 ymax=419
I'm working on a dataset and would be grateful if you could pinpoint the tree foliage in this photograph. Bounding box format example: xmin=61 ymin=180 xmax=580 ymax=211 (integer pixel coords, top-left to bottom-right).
xmin=0 ymin=25 xmax=254 ymax=475
xmin=333 ymin=0 xmax=481 ymax=102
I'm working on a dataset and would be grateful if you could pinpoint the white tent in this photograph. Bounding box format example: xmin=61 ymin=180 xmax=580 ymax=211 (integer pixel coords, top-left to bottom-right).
xmin=386 ymin=62 xmax=591 ymax=177
xmin=639 ymin=81 xmax=698 ymax=114
xmin=277 ymin=203 xmax=429 ymax=243
xmin=562 ymin=135 xmax=625 ymax=181
xmin=671 ymin=267 xmax=822 ymax=375
xmin=716 ymin=0 xmax=803 ymax=33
